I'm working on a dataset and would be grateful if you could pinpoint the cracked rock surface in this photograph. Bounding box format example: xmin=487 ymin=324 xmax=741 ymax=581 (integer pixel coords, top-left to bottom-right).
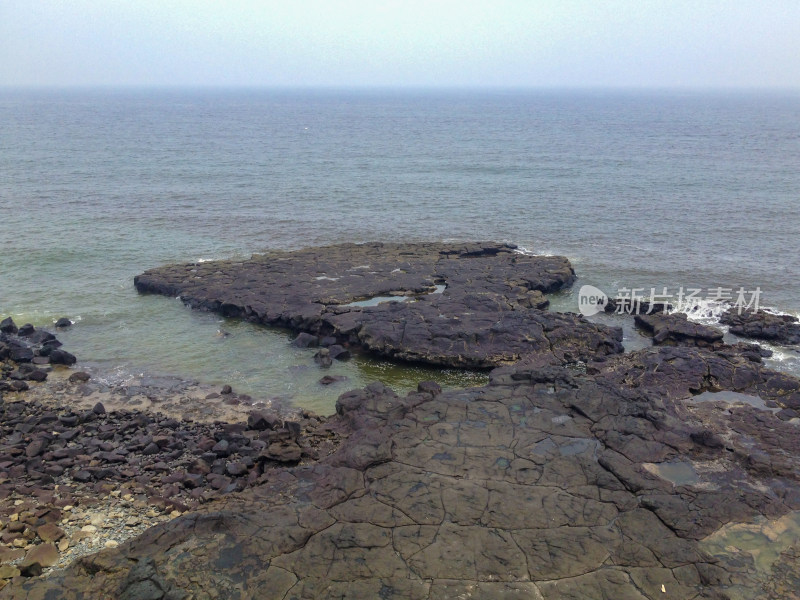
xmin=7 ymin=344 xmax=800 ymax=599
xmin=134 ymin=242 xmax=624 ymax=368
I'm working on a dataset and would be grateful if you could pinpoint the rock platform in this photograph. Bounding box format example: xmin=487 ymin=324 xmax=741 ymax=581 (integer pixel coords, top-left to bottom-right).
xmin=134 ymin=242 xmax=624 ymax=368
xmin=6 ymin=343 xmax=800 ymax=599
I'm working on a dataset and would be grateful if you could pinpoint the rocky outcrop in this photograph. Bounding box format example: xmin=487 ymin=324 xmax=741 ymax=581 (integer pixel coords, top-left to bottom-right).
xmin=1 ymin=319 xmax=78 ymax=390
xmin=634 ymin=312 xmax=724 ymax=348
xmin=7 ymin=344 xmax=800 ymax=599
xmin=134 ymin=242 xmax=624 ymax=368
xmin=721 ymin=308 xmax=800 ymax=346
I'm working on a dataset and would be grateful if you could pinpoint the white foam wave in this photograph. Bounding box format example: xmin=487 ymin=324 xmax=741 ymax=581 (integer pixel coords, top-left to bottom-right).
xmin=670 ymin=299 xmax=732 ymax=325
xmin=512 ymin=245 xmax=553 ymax=257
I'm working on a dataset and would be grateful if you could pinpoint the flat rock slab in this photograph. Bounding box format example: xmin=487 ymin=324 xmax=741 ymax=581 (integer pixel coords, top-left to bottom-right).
xmin=134 ymin=242 xmax=623 ymax=368
xmin=634 ymin=312 xmax=724 ymax=348
xmin=9 ymin=345 xmax=800 ymax=599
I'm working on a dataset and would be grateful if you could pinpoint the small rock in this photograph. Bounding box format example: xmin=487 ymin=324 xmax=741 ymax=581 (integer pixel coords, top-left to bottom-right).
xmin=17 ymin=323 xmax=35 ymax=337
xmin=25 ymin=438 xmax=48 ymax=458
xmin=313 ymin=348 xmax=332 ymax=368
xmin=68 ymin=371 xmax=91 ymax=383
xmin=418 ymin=381 xmax=442 ymax=396
xmin=104 ymin=540 xmax=119 ymax=549
xmin=220 ymin=385 xmax=233 ymax=395
xmin=36 ymin=523 xmax=65 ymax=543
xmin=19 ymin=543 xmax=59 ymax=574
xmin=55 ymin=317 xmax=73 ymax=328
xmin=49 ymin=349 xmax=77 ymax=366
xmin=26 ymin=369 xmax=48 ymax=382
xmin=225 ymin=462 xmax=248 ymax=476
xmin=292 ymin=332 xmax=319 ymax=348
xmin=247 ymin=411 xmax=281 ymax=431
xmin=0 ymin=564 xmax=20 ymax=579
xmin=28 ymin=330 xmax=56 ymax=344
xmin=0 ymin=317 xmax=18 ymax=334
xmin=327 ymin=344 xmax=351 ymax=361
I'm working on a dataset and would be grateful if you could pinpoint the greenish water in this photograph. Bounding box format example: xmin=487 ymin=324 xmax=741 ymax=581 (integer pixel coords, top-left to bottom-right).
xmin=33 ymin=294 xmax=487 ymax=415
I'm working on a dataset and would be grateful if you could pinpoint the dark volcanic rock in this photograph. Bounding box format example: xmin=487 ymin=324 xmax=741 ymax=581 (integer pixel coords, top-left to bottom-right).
xmin=291 ymin=332 xmax=318 ymax=348
xmin=0 ymin=317 xmax=19 ymax=334
xmin=10 ymin=345 xmax=800 ymax=599
xmin=721 ymin=308 xmax=800 ymax=345
xmin=68 ymin=371 xmax=91 ymax=383
xmin=313 ymin=348 xmax=332 ymax=368
xmin=134 ymin=242 xmax=623 ymax=368
xmin=48 ymin=349 xmax=77 ymax=366
xmin=55 ymin=317 xmax=72 ymax=328
xmin=27 ymin=330 xmax=55 ymax=345
xmin=634 ymin=312 xmax=724 ymax=348
xmin=16 ymin=324 xmax=35 ymax=337
xmin=327 ymin=344 xmax=350 ymax=361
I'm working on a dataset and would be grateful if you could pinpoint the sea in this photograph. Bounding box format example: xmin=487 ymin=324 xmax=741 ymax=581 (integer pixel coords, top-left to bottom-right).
xmin=2 ymin=88 xmax=799 ymax=415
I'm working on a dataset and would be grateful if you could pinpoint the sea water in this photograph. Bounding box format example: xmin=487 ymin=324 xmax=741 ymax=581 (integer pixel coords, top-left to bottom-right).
xmin=2 ymin=89 xmax=799 ymax=413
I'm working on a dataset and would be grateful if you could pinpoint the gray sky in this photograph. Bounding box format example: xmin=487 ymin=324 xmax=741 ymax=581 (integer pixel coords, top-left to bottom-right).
xmin=2 ymin=0 xmax=799 ymax=89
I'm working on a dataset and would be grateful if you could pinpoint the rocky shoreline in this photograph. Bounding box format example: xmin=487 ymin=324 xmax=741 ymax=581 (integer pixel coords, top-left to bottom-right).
xmin=2 ymin=242 xmax=800 ymax=599
xmin=0 ymin=320 xmax=350 ymax=588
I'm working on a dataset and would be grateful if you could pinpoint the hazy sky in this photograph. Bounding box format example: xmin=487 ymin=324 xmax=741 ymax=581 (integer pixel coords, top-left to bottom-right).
xmin=2 ymin=1 xmax=798 ymax=89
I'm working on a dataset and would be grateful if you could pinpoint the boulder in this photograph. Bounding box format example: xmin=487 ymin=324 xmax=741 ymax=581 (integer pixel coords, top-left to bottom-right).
xmin=313 ymin=348 xmax=332 ymax=368
xmin=0 ymin=316 xmax=18 ymax=334
xmin=327 ymin=344 xmax=351 ymax=361
xmin=49 ymin=349 xmax=77 ymax=366
xmin=17 ymin=323 xmax=35 ymax=337
xmin=292 ymin=332 xmax=319 ymax=348
xmin=18 ymin=543 xmax=59 ymax=576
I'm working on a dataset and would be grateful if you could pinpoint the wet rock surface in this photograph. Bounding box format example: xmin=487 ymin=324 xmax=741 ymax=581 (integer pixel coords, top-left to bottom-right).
xmin=634 ymin=312 xmax=725 ymax=348
xmin=7 ymin=342 xmax=800 ymax=599
xmin=134 ymin=242 xmax=624 ymax=368
xmin=721 ymin=308 xmax=800 ymax=346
